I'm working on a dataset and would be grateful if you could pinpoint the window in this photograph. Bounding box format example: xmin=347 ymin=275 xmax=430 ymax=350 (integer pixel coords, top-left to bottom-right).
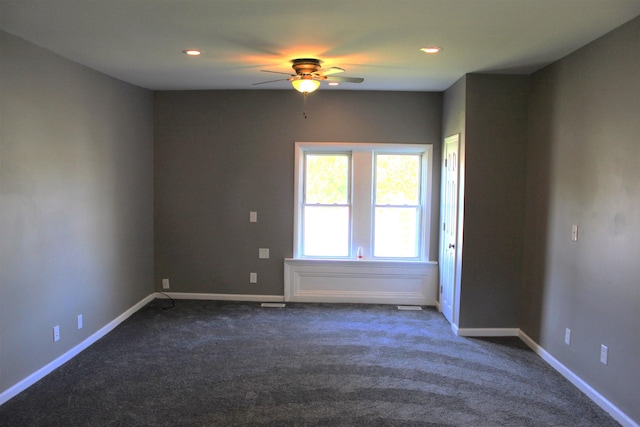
xmin=374 ymin=154 xmax=421 ymax=258
xmin=294 ymin=142 xmax=432 ymax=261
xmin=303 ymin=153 xmax=350 ymax=257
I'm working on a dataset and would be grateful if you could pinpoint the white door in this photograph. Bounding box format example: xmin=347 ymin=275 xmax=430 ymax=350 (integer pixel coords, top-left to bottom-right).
xmin=439 ymin=134 xmax=460 ymax=324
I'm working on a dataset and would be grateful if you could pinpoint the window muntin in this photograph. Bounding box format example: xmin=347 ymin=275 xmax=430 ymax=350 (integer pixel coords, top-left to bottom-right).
xmin=294 ymin=143 xmax=431 ymax=261
xmin=302 ymin=153 xmax=351 ymax=257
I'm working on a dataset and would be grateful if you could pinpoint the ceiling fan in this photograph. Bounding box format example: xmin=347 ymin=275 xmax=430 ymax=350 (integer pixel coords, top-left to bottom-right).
xmin=253 ymin=58 xmax=364 ymax=93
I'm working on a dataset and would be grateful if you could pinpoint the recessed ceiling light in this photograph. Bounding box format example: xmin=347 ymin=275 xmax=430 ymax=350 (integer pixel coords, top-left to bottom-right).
xmin=182 ymin=49 xmax=202 ymax=56
xmin=420 ymin=47 xmax=442 ymax=54
xmin=328 ymin=82 xmax=339 ymax=86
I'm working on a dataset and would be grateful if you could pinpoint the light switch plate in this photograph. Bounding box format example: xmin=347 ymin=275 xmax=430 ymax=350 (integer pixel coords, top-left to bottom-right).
xmin=600 ymin=344 xmax=608 ymax=365
xmin=250 ymin=211 xmax=257 ymax=223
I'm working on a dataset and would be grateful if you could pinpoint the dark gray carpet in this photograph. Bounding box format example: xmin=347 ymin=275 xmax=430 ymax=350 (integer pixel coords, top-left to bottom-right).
xmin=0 ymin=300 xmax=619 ymax=426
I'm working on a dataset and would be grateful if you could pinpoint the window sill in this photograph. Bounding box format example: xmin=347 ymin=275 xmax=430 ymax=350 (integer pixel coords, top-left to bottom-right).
xmin=286 ymin=257 xmax=436 ymax=266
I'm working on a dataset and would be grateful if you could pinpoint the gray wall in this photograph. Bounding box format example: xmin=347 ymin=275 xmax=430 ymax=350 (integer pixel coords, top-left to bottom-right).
xmin=460 ymin=74 xmax=529 ymax=328
xmin=2 ymin=13 xmax=638 ymax=422
xmin=442 ymin=74 xmax=529 ymax=329
xmin=154 ymin=90 xmax=442 ymax=295
xmin=521 ymin=16 xmax=639 ymax=420
xmin=0 ymin=31 xmax=154 ymax=393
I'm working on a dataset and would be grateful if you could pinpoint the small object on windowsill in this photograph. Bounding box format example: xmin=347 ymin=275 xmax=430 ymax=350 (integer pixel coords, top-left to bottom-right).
xmin=357 ymin=247 xmax=363 ymax=260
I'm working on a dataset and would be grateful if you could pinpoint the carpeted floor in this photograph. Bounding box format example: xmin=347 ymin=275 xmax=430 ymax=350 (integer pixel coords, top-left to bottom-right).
xmin=0 ymin=300 xmax=620 ymax=426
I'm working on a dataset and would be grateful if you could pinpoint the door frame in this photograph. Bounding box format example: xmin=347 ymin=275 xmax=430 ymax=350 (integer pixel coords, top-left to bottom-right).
xmin=439 ymin=134 xmax=461 ymax=325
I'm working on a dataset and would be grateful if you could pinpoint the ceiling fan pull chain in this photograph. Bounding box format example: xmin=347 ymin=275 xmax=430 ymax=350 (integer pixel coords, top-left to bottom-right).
xmin=303 ymin=92 xmax=308 ymax=119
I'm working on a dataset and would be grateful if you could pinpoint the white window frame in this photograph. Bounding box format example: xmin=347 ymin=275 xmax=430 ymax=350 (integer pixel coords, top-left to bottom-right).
xmin=293 ymin=142 xmax=432 ymax=261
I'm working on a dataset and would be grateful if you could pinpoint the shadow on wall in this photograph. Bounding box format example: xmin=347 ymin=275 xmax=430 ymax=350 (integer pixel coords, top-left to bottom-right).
xmin=520 ymin=69 xmax=556 ymax=342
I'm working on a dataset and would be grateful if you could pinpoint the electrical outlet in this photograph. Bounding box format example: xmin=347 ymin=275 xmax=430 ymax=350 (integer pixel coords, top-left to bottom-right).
xmin=250 ymin=272 xmax=257 ymax=283
xmin=564 ymin=328 xmax=571 ymax=345
xmin=600 ymin=345 xmax=608 ymax=365
xmin=259 ymin=248 xmax=269 ymax=259
xmin=249 ymin=211 xmax=257 ymax=223
xmin=162 ymin=278 xmax=170 ymax=289
xmin=78 ymin=314 xmax=83 ymax=330
xmin=53 ymin=325 xmax=60 ymax=342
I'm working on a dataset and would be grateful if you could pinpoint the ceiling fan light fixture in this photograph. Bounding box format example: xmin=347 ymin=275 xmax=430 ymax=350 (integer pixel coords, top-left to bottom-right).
xmin=420 ymin=46 xmax=442 ymax=54
xmin=182 ymin=49 xmax=202 ymax=56
xmin=292 ymin=78 xmax=320 ymax=93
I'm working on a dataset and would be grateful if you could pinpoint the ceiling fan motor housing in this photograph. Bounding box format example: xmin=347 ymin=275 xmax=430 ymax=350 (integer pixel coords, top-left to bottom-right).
xmin=291 ymin=58 xmax=322 ymax=76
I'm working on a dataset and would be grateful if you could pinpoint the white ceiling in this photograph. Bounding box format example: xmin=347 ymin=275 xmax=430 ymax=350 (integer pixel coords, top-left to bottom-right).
xmin=1 ymin=0 xmax=639 ymax=91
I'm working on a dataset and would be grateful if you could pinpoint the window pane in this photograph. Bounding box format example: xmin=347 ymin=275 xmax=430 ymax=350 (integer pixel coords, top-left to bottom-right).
xmin=374 ymin=207 xmax=418 ymax=257
xmin=375 ymin=154 xmax=420 ymax=205
xmin=305 ymin=154 xmax=349 ymax=204
xmin=303 ymin=206 xmax=349 ymax=256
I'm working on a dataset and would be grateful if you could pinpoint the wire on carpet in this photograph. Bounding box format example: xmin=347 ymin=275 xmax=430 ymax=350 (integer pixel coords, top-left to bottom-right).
xmin=158 ymin=292 xmax=175 ymax=310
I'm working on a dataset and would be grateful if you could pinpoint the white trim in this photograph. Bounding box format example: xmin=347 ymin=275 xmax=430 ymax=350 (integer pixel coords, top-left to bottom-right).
xmin=284 ymin=258 xmax=438 ymax=305
xmin=293 ymin=141 xmax=433 ymax=261
xmin=156 ymin=292 xmax=285 ymax=302
xmin=451 ymin=322 xmax=459 ymax=335
xmin=456 ymin=327 xmax=520 ymax=337
xmin=518 ymin=331 xmax=638 ymax=427
xmin=0 ymin=293 xmax=156 ymax=406
xmin=0 ymin=292 xmax=283 ymax=406
xmin=2 ymin=294 xmax=635 ymax=426
xmin=449 ymin=327 xmax=638 ymax=426
xmin=438 ymin=133 xmax=461 ymax=325
xmin=295 ymin=142 xmax=431 ymax=153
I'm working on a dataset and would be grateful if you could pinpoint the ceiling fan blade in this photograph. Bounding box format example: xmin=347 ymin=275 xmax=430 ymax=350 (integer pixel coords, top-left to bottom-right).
xmin=260 ymin=70 xmax=295 ymax=76
xmin=318 ymin=67 xmax=345 ymax=76
xmin=252 ymin=78 xmax=292 ymax=86
xmin=325 ymin=76 xmax=364 ymax=83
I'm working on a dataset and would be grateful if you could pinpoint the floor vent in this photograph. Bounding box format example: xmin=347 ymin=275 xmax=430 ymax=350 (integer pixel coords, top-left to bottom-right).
xmin=261 ymin=303 xmax=286 ymax=308
xmin=397 ymin=305 xmax=422 ymax=311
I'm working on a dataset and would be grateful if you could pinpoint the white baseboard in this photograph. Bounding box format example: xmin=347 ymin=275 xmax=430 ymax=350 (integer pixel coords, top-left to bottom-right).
xmin=518 ymin=330 xmax=638 ymax=427
xmin=155 ymin=292 xmax=285 ymax=302
xmin=2 ymin=295 xmax=636 ymax=426
xmin=456 ymin=327 xmax=520 ymax=337
xmin=447 ymin=326 xmax=637 ymax=426
xmin=0 ymin=293 xmax=156 ymax=406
